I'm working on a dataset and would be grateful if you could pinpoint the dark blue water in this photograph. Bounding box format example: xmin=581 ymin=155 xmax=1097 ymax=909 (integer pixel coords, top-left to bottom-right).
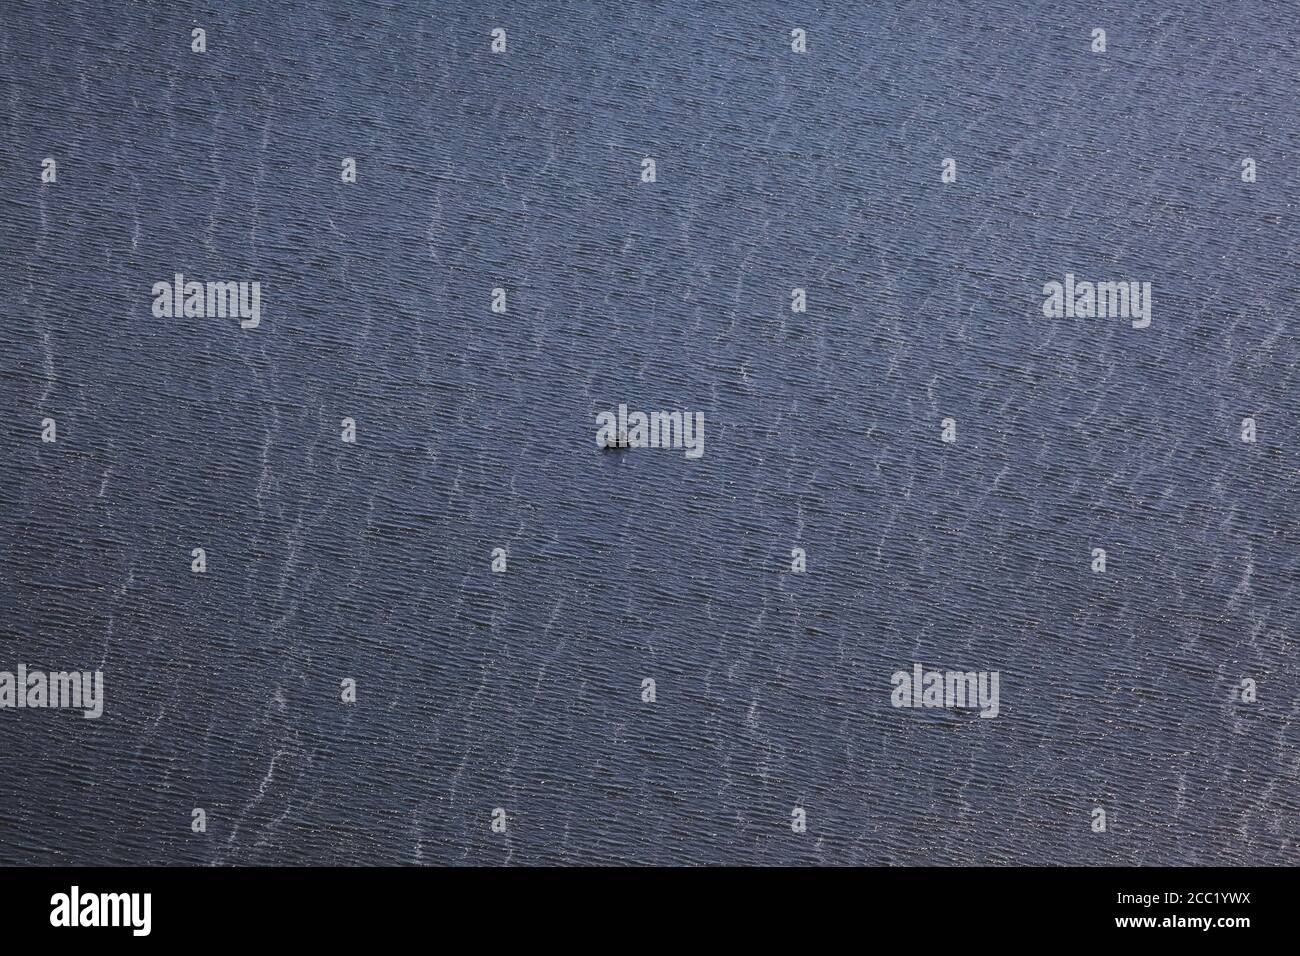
xmin=1 ymin=0 xmax=1297 ymax=865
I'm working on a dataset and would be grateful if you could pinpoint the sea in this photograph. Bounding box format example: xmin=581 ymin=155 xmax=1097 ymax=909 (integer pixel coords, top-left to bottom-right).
xmin=0 ymin=0 xmax=1296 ymax=864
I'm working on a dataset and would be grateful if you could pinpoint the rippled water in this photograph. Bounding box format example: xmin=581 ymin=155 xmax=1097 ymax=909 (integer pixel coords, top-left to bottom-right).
xmin=1 ymin=1 xmax=1297 ymax=864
